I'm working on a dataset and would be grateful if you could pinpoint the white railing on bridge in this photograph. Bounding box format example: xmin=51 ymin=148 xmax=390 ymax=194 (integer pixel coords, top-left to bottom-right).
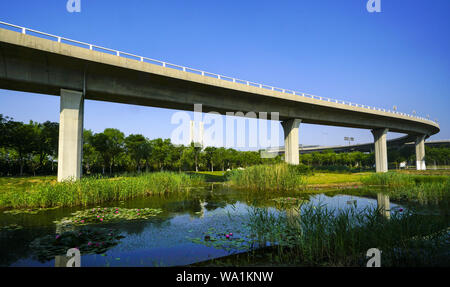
xmin=0 ymin=21 xmax=438 ymax=125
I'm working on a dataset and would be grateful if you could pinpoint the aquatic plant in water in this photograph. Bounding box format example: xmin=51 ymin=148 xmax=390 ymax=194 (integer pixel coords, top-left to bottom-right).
xmin=30 ymin=227 xmax=125 ymax=262
xmin=55 ymin=207 xmax=162 ymax=226
xmin=189 ymin=227 xmax=250 ymax=253
xmin=3 ymin=206 xmax=60 ymax=215
xmin=245 ymin=202 xmax=450 ymax=267
xmin=0 ymin=224 xmax=23 ymax=231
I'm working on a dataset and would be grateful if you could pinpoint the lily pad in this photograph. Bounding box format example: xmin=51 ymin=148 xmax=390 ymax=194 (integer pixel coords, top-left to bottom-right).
xmin=0 ymin=224 xmax=23 ymax=231
xmin=4 ymin=206 xmax=60 ymax=215
xmin=54 ymin=207 xmax=162 ymax=226
xmin=189 ymin=227 xmax=250 ymax=252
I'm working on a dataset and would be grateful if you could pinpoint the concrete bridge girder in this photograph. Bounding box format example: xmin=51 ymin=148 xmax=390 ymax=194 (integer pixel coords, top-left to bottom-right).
xmin=0 ymin=28 xmax=437 ymax=179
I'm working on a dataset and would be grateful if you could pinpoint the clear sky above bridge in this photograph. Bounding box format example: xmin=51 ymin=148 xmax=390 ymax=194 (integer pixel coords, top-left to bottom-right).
xmin=0 ymin=0 xmax=449 ymax=149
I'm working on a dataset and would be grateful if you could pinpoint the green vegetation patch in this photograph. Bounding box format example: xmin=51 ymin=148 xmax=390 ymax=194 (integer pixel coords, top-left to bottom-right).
xmin=245 ymin=203 xmax=450 ymax=267
xmin=55 ymin=207 xmax=162 ymax=226
xmin=189 ymin=227 xmax=250 ymax=252
xmin=30 ymin=227 xmax=125 ymax=262
xmin=306 ymin=172 xmax=370 ymax=185
xmin=0 ymin=172 xmax=204 ymax=209
xmin=361 ymin=172 xmax=450 ymax=205
xmin=3 ymin=206 xmax=60 ymax=215
xmin=0 ymin=224 xmax=23 ymax=231
xmin=0 ymin=176 xmax=56 ymax=194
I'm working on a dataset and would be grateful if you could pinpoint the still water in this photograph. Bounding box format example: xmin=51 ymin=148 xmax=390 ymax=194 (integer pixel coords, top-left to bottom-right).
xmin=0 ymin=185 xmax=402 ymax=267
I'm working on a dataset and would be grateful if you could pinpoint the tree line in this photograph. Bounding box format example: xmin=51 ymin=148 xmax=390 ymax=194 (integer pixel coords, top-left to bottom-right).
xmin=1 ymin=114 xmax=449 ymax=176
xmin=0 ymin=115 xmax=281 ymax=176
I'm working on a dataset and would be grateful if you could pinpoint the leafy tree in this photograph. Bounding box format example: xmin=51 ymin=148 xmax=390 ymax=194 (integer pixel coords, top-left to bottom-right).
xmin=33 ymin=121 xmax=59 ymax=172
xmin=125 ymin=134 xmax=151 ymax=172
xmin=3 ymin=120 xmax=39 ymax=175
xmin=91 ymin=129 xmax=125 ymax=174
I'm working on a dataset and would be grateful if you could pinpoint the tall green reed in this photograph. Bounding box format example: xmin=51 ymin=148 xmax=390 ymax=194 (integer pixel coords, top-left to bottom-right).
xmin=227 ymin=163 xmax=308 ymax=192
xmin=246 ymin=202 xmax=449 ymax=266
xmin=0 ymin=172 xmax=204 ymax=209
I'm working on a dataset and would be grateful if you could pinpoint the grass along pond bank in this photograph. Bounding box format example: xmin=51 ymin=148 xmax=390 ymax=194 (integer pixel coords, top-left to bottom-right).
xmin=0 ymin=172 xmax=204 ymax=209
xmin=1 ymin=166 xmax=449 ymax=210
xmin=361 ymin=172 xmax=450 ymax=205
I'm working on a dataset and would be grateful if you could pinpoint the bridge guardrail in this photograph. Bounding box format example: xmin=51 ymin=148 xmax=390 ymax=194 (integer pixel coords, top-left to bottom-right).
xmin=0 ymin=21 xmax=438 ymax=126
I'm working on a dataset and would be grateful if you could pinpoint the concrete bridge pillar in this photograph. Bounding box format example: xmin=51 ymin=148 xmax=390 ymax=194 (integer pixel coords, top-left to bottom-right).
xmin=282 ymin=119 xmax=302 ymax=165
xmin=371 ymin=128 xmax=388 ymax=173
xmin=57 ymin=89 xmax=84 ymax=182
xmin=415 ymin=135 xmax=426 ymax=170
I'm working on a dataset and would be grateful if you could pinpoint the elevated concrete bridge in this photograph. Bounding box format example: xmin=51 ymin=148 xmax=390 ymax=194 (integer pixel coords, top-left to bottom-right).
xmin=0 ymin=22 xmax=440 ymax=181
xmin=268 ymin=137 xmax=450 ymax=155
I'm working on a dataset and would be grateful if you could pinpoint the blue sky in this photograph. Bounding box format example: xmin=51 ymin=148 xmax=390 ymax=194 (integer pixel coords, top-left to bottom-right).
xmin=0 ymin=0 xmax=449 ymax=149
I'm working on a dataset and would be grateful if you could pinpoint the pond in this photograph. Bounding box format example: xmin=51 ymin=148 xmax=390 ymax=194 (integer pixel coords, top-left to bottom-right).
xmin=0 ymin=184 xmax=404 ymax=267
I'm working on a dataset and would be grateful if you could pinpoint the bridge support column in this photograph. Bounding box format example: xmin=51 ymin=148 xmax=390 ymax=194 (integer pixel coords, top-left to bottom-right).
xmin=415 ymin=135 xmax=426 ymax=170
xmin=57 ymin=89 xmax=84 ymax=182
xmin=282 ymin=119 xmax=302 ymax=165
xmin=371 ymin=128 xmax=388 ymax=173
